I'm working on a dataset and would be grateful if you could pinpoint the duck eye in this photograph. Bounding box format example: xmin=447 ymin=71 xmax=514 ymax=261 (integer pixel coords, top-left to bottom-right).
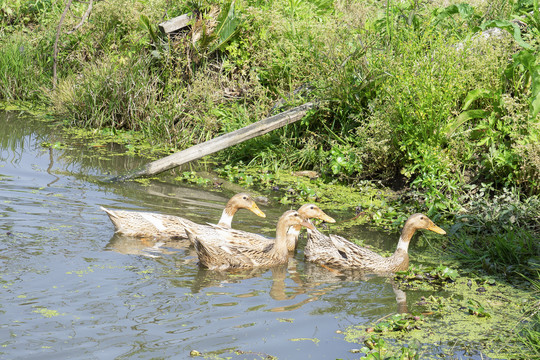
xmin=243 ymin=196 xmax=247 ymax=200
xmin=310 ymin=206 xmax=314 ymax=209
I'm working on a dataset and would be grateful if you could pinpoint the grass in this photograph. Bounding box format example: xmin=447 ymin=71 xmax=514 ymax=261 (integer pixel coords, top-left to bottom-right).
xmin=0 ymin=35 xmax=50 ymax=101
xmin=517 ymin=275 xmax=540 ymax=358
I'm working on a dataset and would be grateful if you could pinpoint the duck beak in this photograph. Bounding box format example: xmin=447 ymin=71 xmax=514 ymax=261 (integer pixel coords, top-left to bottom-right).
xmin=249 ymin=203 xmax=266 ymax=218
xmin=319 ymin=212 xmax=336 ymax=223
xmin=301 ymin=220 xmax=315 ymax=230
xmin=428 ymin=223 xmax=446 ymax=235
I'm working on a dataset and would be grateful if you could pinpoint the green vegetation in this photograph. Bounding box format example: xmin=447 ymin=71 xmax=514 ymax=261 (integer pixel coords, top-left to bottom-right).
xmin=359 ymin=335 xmax=420 ymax=359
xmin=2 ymin=0 xmax=539 ymax=204
xmin=1 ymin=0 xmax=540 ymax=357
xmin=343 ymin=270 xmax=535 ymax=358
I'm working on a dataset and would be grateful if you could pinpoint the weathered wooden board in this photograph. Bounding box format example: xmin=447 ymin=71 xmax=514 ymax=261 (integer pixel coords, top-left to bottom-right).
xmin=109 ymin=102 xmax=316 ymax=181
xmin=158 ymin=14 xmax=191 ymax=34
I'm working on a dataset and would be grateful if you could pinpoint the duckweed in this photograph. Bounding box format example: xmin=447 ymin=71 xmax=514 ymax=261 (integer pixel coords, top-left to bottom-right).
xmin=32 ymin=307 xmax=65 ymax=318
xmin=343 ymin=275 xmax=532 ymax=358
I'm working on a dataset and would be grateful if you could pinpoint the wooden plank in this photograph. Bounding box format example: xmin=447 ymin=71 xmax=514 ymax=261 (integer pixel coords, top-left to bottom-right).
xmin=109 ymin=102 xmax=316 ymax=182
xmin=159 ymin=14 xmax=191 ymax=34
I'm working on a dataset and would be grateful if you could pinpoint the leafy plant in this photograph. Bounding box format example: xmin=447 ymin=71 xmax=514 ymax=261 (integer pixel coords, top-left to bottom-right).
xmin=360 ymin=335 xmax=420 ymax=360
xmin=414 ymin=295 xmax=451 ymax=314
xmin=193 ymin=1 xmax=242 ymax=56
xmin=505 ymin=48 xmax=540 ymax=120
xmin=368 ymin=313 xmax=424 ymax=334
xmin=395 ymin=264 xmax=459 ymax=284
xmin=0 ymin=35 xmax=50 ymax=101
xmin=517 ymin=273 xmax=540 ymax=357
xmin=139 ymin=14 xmax=169 ymax=59
xmin=175 ymin=171 xmax=212 ymax=186
xmin=466 ymin=299 xmax=491 ymax=317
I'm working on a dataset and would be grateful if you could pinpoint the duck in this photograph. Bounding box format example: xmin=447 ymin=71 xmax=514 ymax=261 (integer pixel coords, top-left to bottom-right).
xmin=286 ymin=204 xmax=335 ymax=251
xmin=100 ymin=193 xmax=266 ymax=238
xmin=187 ymin=203 xmax=334 ymax=251
xmin=304 ymin=213 xmax=446 ymax=273
xmin=187 ymin=210 xmax=315 ymax=270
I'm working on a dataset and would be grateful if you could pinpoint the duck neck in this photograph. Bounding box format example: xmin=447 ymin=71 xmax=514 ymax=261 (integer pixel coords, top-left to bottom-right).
xmin=286 ymin=224 xmax=302 ymax=236
xmin=217 ymin=205 xmax=236 ymax=227
xmin=272 ymin=220 xmax=291 ymax=258
xmin=286 ymin=224 xmax=302 ymax=251
xmin=394 ymin=221 xmax=417 ymax=254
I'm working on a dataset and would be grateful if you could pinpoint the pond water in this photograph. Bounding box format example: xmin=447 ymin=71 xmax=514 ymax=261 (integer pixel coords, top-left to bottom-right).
xmin=0 ymin=111 xmax=517 ymax=359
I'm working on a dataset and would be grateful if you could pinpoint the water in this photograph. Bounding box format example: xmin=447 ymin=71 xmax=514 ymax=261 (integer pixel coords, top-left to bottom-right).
xmin=0 ymin=111 xmax=506 ymax=359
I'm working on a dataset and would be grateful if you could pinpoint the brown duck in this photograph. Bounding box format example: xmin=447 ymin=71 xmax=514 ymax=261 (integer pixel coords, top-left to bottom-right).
xmin=304 ymin=213 xmax=446 ymax=273
xmin=188 ymin=210 xmax=315 ymax=270
xmin=100 ymin=193 xmax=265 ymax=238
xmin=286 ymin=204 xmax=335 ymax=251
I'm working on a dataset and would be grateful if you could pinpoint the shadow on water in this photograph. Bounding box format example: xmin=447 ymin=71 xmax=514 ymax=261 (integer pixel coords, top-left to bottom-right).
xmin=0 ymin=111 xmax=520 ymax=359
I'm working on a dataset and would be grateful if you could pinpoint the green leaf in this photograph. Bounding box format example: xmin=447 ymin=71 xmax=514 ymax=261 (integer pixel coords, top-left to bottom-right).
xmin=445 ymin=88 xmax=496 ymax=137
xmin=139 ymin=14 xmax=162 ymax=46
xmin=508 ymin=50 xmax=540 ymax=119
xmin=209 ymin=1 xmax=241 ymax=54
xmin=434 ymin=3 xmax=474 ymax=21
xmin=529 ymin=63 xmax=540 ymax=119
xmin=462 ymin=89 xmax=495 ymax=110
xmin=446 ymin=109 xmax=489 ymax=137
xmin=479 ymin=20 xmax=533 ymax=50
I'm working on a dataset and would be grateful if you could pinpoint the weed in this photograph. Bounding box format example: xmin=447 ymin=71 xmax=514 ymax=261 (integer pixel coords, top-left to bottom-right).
xmin=395 ymin=264 xmax=459 ymax=285
xmin=517 ymin=274 xmax=540 ymax=357
xmin=466 ymin=299 xmax=491 ymax=317
xmin=367 ymin=313 xmax=425 ymax=334
xmin=175 ymin=171 xmax=212 ymax=186
xmin=360 ymin=335 xmax=420 ymax=360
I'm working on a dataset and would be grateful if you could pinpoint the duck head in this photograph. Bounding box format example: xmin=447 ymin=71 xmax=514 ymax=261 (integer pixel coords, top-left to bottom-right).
xmin=297 ymin=204 xmax=336 ymax=223
xmin=226 ymin=193 xmax=266 ymax=218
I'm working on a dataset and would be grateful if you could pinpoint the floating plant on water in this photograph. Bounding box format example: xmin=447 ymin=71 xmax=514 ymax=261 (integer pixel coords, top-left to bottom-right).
xmin=359 ymin=335 xmax=420 ymax=360
xmin=395 ymin=264 xmax=459 ymax=289
xmin=366 ymin=313 xmax=425 ymax=334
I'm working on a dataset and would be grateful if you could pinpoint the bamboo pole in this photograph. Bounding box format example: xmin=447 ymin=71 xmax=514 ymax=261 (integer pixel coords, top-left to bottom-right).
xmin=109 ymin=102 xmax=315 ymax=182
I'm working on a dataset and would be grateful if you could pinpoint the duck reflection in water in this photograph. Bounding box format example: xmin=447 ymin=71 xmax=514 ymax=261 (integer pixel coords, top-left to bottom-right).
xmin=105 ymin=233 xmax=173 ymax=258
xmin=105 ymin=233 xmax=408 ymax=313
xmin=302 ymin=262 xmax=409 ymax=314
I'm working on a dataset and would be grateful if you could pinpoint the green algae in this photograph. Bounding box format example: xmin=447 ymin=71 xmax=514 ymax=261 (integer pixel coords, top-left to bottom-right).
xmin=65 ymin=264 xmax=147 ymax=277
xmin=342 ymin=274 xmax=533 ymax=358
xmin=61 ymin=126 xmax=173 ymax=160
xmin=277 ymin=318 xmax=294 ymax=323
xmin=289 ymin=337 xmax=320 ymax=344
xmin=32 ymin=307 xmax=65 ymax=318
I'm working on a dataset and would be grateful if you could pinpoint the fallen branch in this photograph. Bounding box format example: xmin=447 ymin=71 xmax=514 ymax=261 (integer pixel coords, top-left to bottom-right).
xmin=108 ymin=102 xmax=316 ymax=182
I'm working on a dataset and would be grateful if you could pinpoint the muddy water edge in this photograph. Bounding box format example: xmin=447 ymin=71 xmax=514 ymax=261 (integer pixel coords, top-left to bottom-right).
xmin=0 ymin=111 xmax=533 ymax=359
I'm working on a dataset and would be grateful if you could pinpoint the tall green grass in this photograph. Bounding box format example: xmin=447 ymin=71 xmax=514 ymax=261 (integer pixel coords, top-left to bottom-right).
xmin=0 ymin=36 xmax=50 ymax=102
